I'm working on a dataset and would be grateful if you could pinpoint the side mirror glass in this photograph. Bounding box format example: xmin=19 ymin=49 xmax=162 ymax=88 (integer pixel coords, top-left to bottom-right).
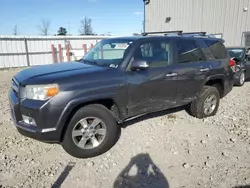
xmin=131 ymin=60 xmax=149 ymax=70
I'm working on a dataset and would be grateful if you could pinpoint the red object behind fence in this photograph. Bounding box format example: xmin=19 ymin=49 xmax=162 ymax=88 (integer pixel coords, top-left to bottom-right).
xmin=58 ymin=44 xmax=63 ymax=62
xmin=66 ymin=44 xmax=70 ymax=62
xmin=83 ymin=44 xmax=87 ymax=55
xmin=51 ymin=44 xmax=56 ymax=63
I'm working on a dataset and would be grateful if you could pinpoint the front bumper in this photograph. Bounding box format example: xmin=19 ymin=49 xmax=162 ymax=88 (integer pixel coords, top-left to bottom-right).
xmin=9 ymin=88 xmax=63 ymax=143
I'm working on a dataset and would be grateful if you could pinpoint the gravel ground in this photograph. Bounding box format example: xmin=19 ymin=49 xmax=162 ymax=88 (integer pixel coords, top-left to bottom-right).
xmin=0 ymin=69 xmax=250 ymax=188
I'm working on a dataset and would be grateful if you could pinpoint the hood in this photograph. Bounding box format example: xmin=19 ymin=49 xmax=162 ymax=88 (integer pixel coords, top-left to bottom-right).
xmin=14 ymin=61 xmax=107 ymax=85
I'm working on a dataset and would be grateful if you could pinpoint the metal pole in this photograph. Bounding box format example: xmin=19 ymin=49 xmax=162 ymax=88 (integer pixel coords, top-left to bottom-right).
xmin=58 ymin=44 xmax=63 ymax=62
xmin=83 ymin=44 xmax=87 ymax=55
xmin=24 ymin=38 xmax=30 ymax=66
xmin=143 ymin=0 xmax=146 ymax=33
xmin=66 ymin=44 xmax=70 ymax=62
xmin=241 ymin=32 xmax=245 ymax=46
xmin=51 ymin=44 xmax=56 ymax=63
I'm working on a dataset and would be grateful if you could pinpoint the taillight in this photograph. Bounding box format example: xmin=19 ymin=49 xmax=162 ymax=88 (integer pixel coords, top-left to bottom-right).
xmin=229 ymin=58 xmax=236 ymax=72
xmin=229 ymin=59 xmax=236 ymax=67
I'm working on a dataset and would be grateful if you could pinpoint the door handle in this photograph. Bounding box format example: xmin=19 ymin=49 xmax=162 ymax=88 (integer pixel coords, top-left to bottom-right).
xmin=166 ymin=73 xmax=177 ymax=77
xmin=200 ymin=68 xmax=210 ymax=72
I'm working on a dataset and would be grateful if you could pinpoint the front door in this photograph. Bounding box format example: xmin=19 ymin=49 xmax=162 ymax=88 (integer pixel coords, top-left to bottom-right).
xmin=126 ymin=39 xmax=178 ymax=117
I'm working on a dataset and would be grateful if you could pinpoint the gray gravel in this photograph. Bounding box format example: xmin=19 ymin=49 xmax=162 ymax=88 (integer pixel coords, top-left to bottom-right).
xmin=0 ymin=69 xmax=250 ymax=188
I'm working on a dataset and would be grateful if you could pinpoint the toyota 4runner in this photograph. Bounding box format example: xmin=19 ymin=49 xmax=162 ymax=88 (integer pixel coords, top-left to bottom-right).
xmin=9 ymin=31 xmax=235 ymax=158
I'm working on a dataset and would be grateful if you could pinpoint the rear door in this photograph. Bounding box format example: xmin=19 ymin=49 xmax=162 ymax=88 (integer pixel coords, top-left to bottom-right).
xmin=169 ymin=38 xmax=209 ymax=105
xmin=201 ymin=39 xmax=233 ymax=80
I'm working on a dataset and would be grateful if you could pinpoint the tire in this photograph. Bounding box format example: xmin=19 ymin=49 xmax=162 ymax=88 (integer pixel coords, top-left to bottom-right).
xmin=189 ymin=86 xmax=220 ymax=119
xmin=236 ymin=71 xmax=245 ymax=87
xmin=62 ymin=104 xmax=120 ymax=158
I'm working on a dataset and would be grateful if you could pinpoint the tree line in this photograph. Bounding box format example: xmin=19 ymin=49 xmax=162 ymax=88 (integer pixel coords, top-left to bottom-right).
xmin=12 ymin=16 xmax=107 ymax=36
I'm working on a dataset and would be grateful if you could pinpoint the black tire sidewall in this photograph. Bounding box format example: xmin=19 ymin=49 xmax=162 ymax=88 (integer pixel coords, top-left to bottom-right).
xmin=62 ymin=105 xmax=120 ymax=158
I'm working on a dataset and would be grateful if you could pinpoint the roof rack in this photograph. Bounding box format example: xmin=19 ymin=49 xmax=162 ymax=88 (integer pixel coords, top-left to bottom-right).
xmin=182 ymin=32 xmax=207 ymax=36
xmin=141 ymin=31 xmax=223 ymax=39
xmin=142 ymin=30 xmax=183 ymax=36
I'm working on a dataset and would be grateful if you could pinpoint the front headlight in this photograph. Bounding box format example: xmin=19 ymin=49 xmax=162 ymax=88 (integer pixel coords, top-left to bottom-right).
xmin=23 ymin=84 xmax=59 ymax=101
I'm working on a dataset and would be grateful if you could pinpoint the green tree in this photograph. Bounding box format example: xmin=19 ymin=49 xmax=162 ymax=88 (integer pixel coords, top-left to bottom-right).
xmin=57 ymin=27 xmax=67 ymax=36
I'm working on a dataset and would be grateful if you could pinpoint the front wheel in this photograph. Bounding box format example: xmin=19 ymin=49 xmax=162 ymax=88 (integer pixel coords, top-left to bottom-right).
xmin=189 ymin=86 xmax=220 ymax=119
xmin=62 ymin=104 xmax=120 ymax=158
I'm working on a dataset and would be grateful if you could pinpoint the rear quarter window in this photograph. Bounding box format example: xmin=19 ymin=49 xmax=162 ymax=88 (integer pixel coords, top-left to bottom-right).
xmin=176 ymin=39 xmax=205 ymax=63
xmin=205 ymin=40 xmax=227 ymax=59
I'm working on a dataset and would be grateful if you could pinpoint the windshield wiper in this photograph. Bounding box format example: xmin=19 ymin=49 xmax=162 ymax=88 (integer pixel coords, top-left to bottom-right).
xmin=78 ymin=59 xmax=104 ymax=66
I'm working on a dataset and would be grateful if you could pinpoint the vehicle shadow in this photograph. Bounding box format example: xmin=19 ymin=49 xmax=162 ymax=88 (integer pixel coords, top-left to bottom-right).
xmin=51 ymin=162 xmax=76 ymax=188
xmin=232 ymin=186 xmax=250 ymax=188
xmin=113 ymin=153 xmax=169 ymax=188
xmin=122 ymin=106 xmax=186 ymax=128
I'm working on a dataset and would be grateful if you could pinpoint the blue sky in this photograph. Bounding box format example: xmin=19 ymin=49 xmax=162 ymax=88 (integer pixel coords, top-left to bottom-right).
xmin=0 ymin=0 xmax=144 ymax=36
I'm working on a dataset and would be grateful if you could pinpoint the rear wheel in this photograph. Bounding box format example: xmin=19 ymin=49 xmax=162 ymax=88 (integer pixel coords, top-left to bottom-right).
xmin=189 ymin=86 xmax=220 ymax=119
xmin=62 ymin=104 xmax=120 ymax=158
xmin=238 ymin=71 xmax=245 ymax=86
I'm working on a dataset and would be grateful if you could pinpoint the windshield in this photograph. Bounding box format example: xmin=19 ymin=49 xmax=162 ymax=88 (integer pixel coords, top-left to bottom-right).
xmin=81 ymin=39 xmax=134 ymax=68
xmin=227 ymin=48 xmax=245 ymax=59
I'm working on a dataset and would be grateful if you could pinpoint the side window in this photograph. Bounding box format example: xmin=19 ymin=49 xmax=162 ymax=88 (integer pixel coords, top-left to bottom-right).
xmin=205 ymin=40 xmax=227 ymax=59
xmin=177 ymin=39 xmax=204 ymax=63
xmin=133 ymin=41 xmax=172 ymax=68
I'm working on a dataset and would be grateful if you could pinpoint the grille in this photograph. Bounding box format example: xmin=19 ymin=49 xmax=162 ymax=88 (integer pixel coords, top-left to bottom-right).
xmin=11 ymin=78 xmax=19 ymax=97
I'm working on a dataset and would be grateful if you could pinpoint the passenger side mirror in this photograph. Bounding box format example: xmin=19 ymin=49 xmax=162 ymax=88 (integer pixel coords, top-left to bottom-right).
xmin=131 ymin=60 xmax=149 ymax=70
xmin=247 ymin=55 xmax=250 ymax=61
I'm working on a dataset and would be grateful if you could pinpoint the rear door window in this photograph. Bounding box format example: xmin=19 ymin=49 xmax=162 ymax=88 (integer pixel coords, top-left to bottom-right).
xmin=176 ymin=39 xmax=204 ymax=63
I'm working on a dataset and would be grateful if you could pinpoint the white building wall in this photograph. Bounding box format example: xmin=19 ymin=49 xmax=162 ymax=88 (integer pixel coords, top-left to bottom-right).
xmin=145 ymin=0 xmax=250 ymax=46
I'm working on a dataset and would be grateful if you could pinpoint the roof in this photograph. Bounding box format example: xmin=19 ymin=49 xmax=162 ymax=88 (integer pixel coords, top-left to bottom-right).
xmin=102 ymin=36 xmax=145 ymax=41
xmin=104 ymin=35 xmax=222 ymax=41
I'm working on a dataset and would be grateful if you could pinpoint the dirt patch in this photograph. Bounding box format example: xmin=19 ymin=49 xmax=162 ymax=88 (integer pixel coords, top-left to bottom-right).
xmin=0 ymin=69 xmax=250 ymax=188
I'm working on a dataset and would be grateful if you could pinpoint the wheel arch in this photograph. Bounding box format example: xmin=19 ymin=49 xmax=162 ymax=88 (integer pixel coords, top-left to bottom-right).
xmin=58 ymin=95 xmax=122 ymax=142
xmin=204 ymin=76 xmax=225 ymax=98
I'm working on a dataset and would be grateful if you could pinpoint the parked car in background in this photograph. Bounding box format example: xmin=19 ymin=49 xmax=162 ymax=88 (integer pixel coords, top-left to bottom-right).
xmin=9 ymin=31 xmax=235 ymax=158
xmin=227 ymin=46 xmax=250 ymax=86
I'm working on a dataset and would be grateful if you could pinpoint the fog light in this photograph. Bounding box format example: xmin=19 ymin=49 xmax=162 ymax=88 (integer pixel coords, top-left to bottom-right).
xmin=22 ymin=115 xmax=36 ymax=126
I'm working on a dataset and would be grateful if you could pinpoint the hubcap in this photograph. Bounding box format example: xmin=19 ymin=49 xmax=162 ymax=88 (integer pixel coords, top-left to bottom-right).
xmin=203 ymin=95 xmax=217 ymax=115
xmin=72 ymin=117 xmax=107 ymax=149
xmin=240 ymin=72 xmax=245 ymax=85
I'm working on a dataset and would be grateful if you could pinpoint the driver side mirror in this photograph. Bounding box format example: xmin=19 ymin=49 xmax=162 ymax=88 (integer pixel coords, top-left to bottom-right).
xmin=131 ymin=60 xmax=149 ymax=70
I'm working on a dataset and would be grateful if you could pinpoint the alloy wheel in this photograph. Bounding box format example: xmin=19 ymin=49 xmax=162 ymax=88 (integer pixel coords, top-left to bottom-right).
xmin=203 ymin=94 xmax=217 ymax=115
xmin=72 ymin=117 xmax=107 ymax=149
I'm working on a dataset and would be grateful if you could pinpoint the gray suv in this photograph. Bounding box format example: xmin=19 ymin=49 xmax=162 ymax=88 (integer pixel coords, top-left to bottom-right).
xmin=9 ymin=31 xmax=235 ymax=158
